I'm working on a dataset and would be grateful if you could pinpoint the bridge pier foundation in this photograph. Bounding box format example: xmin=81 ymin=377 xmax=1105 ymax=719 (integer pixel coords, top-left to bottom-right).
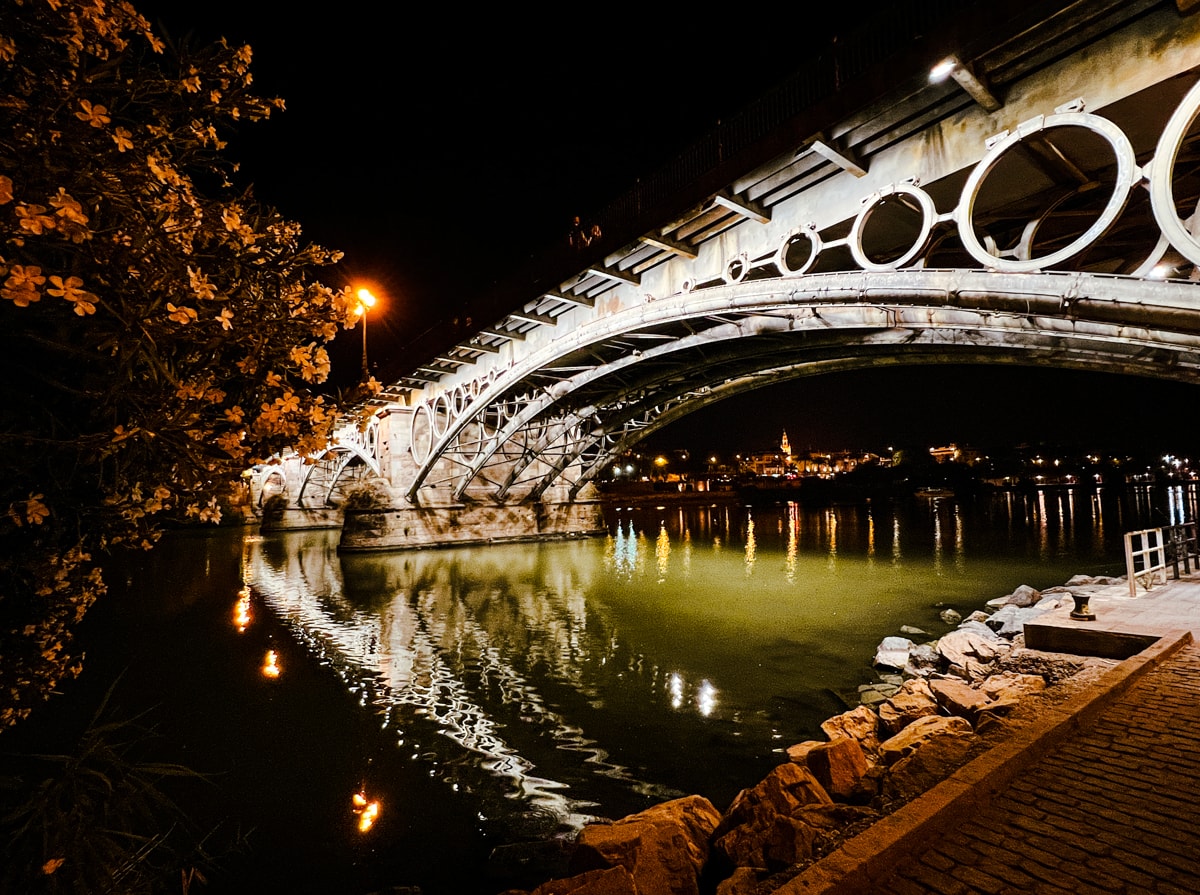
xmin=337 ymin=498 xmax=606 ymax=551
xmin=260 ymin=506 xmax=342 ymax=532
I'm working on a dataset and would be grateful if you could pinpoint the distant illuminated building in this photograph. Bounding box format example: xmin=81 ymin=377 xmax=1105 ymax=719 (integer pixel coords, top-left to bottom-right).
xmin=929 ymin=444 xmax=983 ymax=465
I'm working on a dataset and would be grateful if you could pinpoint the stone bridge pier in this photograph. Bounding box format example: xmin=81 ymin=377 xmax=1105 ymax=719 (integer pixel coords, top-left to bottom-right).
xmin=247 ymin=407 xmax=607 ymax=549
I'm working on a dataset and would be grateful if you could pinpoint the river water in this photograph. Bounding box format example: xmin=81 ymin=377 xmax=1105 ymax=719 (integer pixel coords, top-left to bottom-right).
xmin=75 ymin=485 xmax=1193 ymax=892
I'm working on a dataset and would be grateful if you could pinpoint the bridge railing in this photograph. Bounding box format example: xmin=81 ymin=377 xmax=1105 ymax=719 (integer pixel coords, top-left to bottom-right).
xmin=1124 ymin=522 xmax=1200 ymax=596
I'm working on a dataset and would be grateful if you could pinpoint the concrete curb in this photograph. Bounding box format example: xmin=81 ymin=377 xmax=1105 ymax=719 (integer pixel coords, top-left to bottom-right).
xmin=772 ymin=629 xmax=1195 ymax=894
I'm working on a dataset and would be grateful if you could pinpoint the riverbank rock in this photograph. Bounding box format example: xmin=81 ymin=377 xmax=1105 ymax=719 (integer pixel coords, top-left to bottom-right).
xmin=1065 ymin=573 xmax=1124 ymax=587
xmin=929 ymin=677 xmax=992 ymax=722
xmin=873 ymin=636 xmax=915 ymax=670
xmin=878 ymin=678 xmax=938 ymax=734
xmin=878 ymin=715 xmax=973 ymax=766
xmin=712 ymin=763 xmax=879 ymax=872
xmin=985 ymin=604 xmax=1047 ymax=637
xmin=980 ymin=670 xmax=1048 ymax=701
xmin=903 ymin=643 xmax=941 ymax=677
xmin=712 ymin=764 xmax=833 ymax=869
xmin=937 ymin=623 xmax=1007 ymax=674
xmin=939 ymin=608 xmax=962 ymax=625
xmin=986 ymin=584 xmax=1040 ymax=609
xmin=572 ymin=795 xmax=720 ymax=895
xmin=882 ymin=727 xmax=976 ymax=802
xmin=524 ymin=865 xmax=638 ymax=895
xmin=820 ymin=705 xmax=881 ymax=760
xmin=804 ymin=737 xmax=870 ymax=801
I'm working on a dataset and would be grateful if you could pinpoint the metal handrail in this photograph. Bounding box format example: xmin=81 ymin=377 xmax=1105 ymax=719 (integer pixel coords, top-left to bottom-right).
xmin=1124 ymin=522 xmax=1200 ymax=596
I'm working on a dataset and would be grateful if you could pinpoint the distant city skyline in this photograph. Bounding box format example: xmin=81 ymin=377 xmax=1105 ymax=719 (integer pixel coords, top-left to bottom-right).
xmin=644 ymin=364 xmax=1200 ymax=455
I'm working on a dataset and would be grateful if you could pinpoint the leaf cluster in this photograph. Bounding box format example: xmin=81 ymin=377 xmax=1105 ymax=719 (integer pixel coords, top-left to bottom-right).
xmin=0 ymin=0 xmax=359 ymax=728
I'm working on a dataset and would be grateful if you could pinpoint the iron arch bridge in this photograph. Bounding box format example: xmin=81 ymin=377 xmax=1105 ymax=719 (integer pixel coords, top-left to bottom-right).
xmin=404 ymin=269 xmax=1200 ymax=508
xmin=271 ymin=3 xmax=1200 ymax=548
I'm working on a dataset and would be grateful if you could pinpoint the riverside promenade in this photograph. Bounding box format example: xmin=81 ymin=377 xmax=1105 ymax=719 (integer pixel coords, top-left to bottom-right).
xmin=778 ymin=572 xmax=1200 ymax=894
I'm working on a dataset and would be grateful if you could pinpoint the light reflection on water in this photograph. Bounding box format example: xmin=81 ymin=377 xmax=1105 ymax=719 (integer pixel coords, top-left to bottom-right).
xmin=242 ymin=486 xmax=1194 ymax=843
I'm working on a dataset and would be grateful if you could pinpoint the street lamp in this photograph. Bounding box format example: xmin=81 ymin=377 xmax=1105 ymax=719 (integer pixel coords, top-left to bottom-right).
xmin=355 ymin=288 xmax=377 ymax=380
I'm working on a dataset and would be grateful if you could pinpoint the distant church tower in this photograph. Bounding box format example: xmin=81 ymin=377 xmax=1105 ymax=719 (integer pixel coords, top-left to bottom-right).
xmin=780 ymin=429 xmax=791 ymax=458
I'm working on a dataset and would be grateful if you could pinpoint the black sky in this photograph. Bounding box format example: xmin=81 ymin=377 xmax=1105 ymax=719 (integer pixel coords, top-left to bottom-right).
xmin=134 ymin=3 xmax=1200 ymax=454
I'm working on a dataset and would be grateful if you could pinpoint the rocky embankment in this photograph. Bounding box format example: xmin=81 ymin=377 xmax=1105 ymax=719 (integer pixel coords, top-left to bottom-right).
xmin=492 ymin=574 xmax=1124 ymax=895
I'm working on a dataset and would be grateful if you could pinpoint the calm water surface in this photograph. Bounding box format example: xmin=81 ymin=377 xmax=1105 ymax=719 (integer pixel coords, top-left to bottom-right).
xmin=86 ymin=487 xmax=1194 ymax=892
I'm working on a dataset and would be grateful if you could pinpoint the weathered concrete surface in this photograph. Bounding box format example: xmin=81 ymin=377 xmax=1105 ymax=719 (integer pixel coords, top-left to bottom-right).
xmin=1024 ymin=573 xmax=1200 ymax=657
xmin=337 ymin=500 xmax=606 ymax=550
xmin=260 ymin=506 xmax=342 ymax=532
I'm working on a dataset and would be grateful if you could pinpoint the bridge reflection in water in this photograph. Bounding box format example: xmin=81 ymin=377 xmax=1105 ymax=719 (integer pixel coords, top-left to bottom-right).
xmin=239 ymin=488 xmax=1185 ymax=844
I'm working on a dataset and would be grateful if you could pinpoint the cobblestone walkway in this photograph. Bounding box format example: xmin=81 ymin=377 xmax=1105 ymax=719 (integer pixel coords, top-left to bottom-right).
xmin=876 ymin=644 xmax=1200 ymax=894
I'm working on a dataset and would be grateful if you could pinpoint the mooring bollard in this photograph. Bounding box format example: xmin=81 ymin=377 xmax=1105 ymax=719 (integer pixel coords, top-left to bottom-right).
xmin=1070 ymin=592 xmax=1096 ymax=621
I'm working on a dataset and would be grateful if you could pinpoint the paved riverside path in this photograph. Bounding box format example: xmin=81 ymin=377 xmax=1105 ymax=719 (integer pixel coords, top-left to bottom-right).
xmin=778 ymin=575 xmax=1200 ymax=895
xmin=877 ymin=642 xmax=1200 ymax=894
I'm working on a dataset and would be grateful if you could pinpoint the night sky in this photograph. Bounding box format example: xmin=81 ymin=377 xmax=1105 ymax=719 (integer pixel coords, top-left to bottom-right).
xmin=135 ymin=3 xmax=1200 ymax=454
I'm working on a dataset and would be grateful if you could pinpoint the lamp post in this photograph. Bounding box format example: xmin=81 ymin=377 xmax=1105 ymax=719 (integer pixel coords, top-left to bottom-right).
xmin=356 ymin=288 xmax=377 ymax=381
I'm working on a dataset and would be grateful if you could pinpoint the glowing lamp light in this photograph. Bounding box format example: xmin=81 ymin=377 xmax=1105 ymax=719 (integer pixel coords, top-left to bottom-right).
xmin=354 ymin=288 xmax=379 ymax=380
xmin=930 ymin=58 xmax=958 ymax=82
xmin=352 ymin=790 xmax=381 ymax=832
xmin=262 ymin=649 xmax=281 ymax=678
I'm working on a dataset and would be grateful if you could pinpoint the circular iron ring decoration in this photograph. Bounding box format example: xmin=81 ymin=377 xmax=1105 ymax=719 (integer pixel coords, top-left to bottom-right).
xmin=1150 ymin=77 xmax=1200 ymax=267
xmin=849 ymin=183 xmax=937 ymax=271
xmin=409 ymin=402 xmax=434 ymax=465
xmin=775 ymin=227 xmax=822 ymax=275
xmin=957 ymin=111 xmax=1138 ymax=273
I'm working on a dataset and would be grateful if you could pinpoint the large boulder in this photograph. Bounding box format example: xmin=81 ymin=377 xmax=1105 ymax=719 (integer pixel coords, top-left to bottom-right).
xmin=785 ymin=740 xmax=823 ymax=766
xmin=878 ymin=678 xmax=939 ymax=734
xmin=572 ymin=795 xmax=721 ymax=895
xmin=529 ymin=865 xmax=638 ymax=895
xmin=929 ymin=677 xmax=992 ymax=722
xmin=937 ymin=625 xmax=1006 ymax=670
xmin=881 ymin=730 xmax=975 ymax=802
xmin=879 ymin=715 xmax=974 ymax=766
xmin=820 ymin=705 xmax=881 ymax=760
xmin=980 ymin=671 xmax=1047 ymax=701
xmin=719 ymin=763 xmax=833 ymax=830
xmin=986 ymin=584 xmax=1040 ymax=609
xmin=804 ymin=737 xmax=870 ymax=801
xmin=713 ymin=764 xmax=873 ymax=871
xmin=985 ymin=604 xmax=1047 ymax=637
xmin=904 ymin=643 xmax=942 ymax=677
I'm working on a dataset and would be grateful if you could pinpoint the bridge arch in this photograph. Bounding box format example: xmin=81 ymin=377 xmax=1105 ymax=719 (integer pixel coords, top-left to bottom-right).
xmin=296 ymin=416 xmax=385 ymax=508
xmin=404 ymin=268 xmax=1200 ymax=505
